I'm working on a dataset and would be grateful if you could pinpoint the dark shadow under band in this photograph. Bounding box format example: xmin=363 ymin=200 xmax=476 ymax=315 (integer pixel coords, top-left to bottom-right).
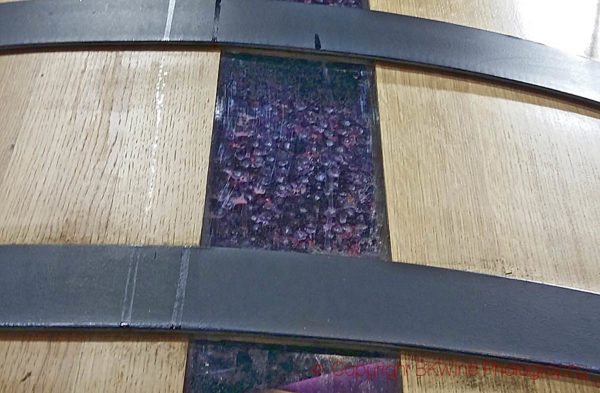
xmin=0 ymin=245 xmax=598 ymax=374
xmin=0 ymin=0 xmax=599 ymax=107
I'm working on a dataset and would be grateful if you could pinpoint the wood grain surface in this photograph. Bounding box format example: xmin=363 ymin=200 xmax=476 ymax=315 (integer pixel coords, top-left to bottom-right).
xmin=377 ymin=68 xmax=600 ymax=293
xmin=0 ymin=44 xmax=219 ymax=393
xmin=0 ymin=50 xmax=219 ymax=245
xmin=0 ymin=333 xmax=188 ymax=393
xmin=371 ymin=0 xmax=600 ymax=392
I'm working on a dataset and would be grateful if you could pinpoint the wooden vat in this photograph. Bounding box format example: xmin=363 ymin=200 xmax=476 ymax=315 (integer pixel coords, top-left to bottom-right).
xmin=0 ymin=0 xmax=599 ymax=391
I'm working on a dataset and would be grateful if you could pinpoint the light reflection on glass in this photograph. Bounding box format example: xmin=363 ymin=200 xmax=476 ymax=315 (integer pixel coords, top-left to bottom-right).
xmin=185 ymin=341 xmax=401 ymax=393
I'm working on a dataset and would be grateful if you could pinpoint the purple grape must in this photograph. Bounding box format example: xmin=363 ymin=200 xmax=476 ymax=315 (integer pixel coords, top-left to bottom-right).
xmin=184 ymin=341 xmax=400 ymax=393
xmin=204 ymin=0 xmax=381 ymax=257
xmin=204 ymin=54 xmax=381 ymax=257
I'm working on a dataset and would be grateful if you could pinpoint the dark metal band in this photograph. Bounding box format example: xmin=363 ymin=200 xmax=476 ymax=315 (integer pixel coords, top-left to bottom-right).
xmin=1 ymin=245 xmax=598 ymax=374
xmin=0 ymin=0 xmax=599 ymax=107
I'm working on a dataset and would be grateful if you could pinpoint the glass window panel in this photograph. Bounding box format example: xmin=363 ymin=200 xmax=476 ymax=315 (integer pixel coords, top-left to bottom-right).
xmin=185 ymin=341 xmax=401 ymax=393
xmin=203 ymin=54 xmax=383 ymax=256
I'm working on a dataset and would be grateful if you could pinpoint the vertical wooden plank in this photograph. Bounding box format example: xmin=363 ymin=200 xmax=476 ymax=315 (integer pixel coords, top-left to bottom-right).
xmin=0 ymin=47 xmax=220 ymax=393
xmin=370 ymin=0 xmax=600 ymax=392
xmin=0 ymin=51 xmax=218 ymax=245
xmin=376 ymin=68 xmax=600 ymax=292
xmin=0 ymin=333 xmax=188 ymax=393
xmin=401 ymin=351 xmax=600 ymax=393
